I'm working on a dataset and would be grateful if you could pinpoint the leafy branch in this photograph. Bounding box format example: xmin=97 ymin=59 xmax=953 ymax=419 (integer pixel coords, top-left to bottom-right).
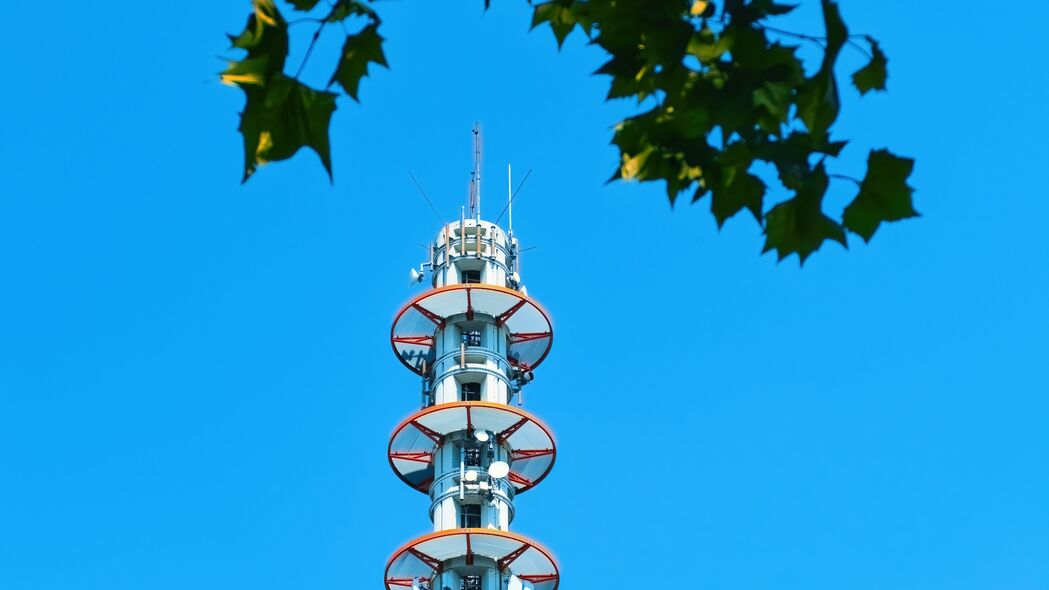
xmin=220 ymin=0 xmax=387 ymax=182
xmin=219 ymin=0 xmax=916 ymax=263
xmin=529 ymin=0 xmax=914 ymax=262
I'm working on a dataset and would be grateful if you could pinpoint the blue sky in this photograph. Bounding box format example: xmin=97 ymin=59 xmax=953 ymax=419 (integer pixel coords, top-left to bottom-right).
xmin=1 ymin=1 xmax=1046 ymax=589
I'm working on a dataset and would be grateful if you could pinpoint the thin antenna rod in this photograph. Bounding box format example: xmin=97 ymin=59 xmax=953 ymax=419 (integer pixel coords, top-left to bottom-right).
xmin=472 ymin=123 xmax=482 ymax=222
xmin=408 ymin=171 xmax=445 ymax=225
xmin=507 ymin=163 xmax=513 ymax=236
xmin=494 ymin=168 xmax=532 ymax=226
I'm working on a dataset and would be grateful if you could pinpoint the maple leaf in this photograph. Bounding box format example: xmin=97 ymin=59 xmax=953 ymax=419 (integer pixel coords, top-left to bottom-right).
xmin=843 ymin=149 xmax=917 ymax=241
xmin=329 ymin=23 xmax=388 ymax=102
xmin=763 ymin=162 xmax=847 ymax=263
xmin=852 ymin=36 xmax=888 ymax=95
xmin=239 ymin=75 xmax=338 ymax=182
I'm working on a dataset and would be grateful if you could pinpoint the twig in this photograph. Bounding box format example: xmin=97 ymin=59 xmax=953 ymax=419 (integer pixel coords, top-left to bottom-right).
xmin=289 ymin=17 xmax=325 ymax=26
xmin=829 ymin=173 xmax=862 ymax=186
xmin=761 ymin=24 xmax=826 ymax=49
xmin=762 ymin=24 xmax=874 ymax=59
xmin=294 ymin=20 xmax=327 ymax=80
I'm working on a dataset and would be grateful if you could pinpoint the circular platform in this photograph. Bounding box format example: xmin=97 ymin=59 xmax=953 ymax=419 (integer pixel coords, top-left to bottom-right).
xmin=389 ymin=402 xmax=556 ymax=494
xmin=385 ymin=529 xmax=559 ymax=590
xmin=391 ymin=284 xmax=553 ymax=375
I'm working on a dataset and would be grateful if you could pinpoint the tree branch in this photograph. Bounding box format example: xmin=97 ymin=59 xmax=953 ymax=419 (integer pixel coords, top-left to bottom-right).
xmin=294 ymin=20 xmax=327 ymax=80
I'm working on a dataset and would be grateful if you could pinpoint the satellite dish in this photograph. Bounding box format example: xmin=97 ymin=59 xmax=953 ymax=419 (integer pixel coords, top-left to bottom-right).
xmin=409 ymin=267 xmax=425 ymax=286
xmin=487 ymin=461 xmax=510 ymax=479
xmin=474 ymin=430 xmax=490 ymax=443
xmin=464 ymin=470 xmax=478 ymax=482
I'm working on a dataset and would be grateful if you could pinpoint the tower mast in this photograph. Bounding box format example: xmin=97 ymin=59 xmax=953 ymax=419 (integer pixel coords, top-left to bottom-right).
xmin=472 ymin=123 xmax=482 ymax=224
xmin=387 ymin=133 xmax=558 ymax=590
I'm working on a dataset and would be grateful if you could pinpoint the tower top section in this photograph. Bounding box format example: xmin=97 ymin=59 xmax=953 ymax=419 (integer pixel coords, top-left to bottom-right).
xmin=427 ymin=217 xmax=521 ymax=292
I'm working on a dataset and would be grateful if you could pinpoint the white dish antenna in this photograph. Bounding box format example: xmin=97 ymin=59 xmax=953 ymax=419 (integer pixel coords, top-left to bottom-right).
xmin=487 ymin=461 xmax=510 ymax=479
xmin=464 ymin=470 xmax=479 ymax=483
xmin=474 ymin=430 xmax=490 ymax=443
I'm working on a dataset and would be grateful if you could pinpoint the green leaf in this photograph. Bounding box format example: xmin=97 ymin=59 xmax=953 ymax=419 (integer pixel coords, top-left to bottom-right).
xmin=640 ymin=19 xmax=694 ymax=66
xmin=328 ymin=23 xmax=388 ymax=101
xmin=794 ymin=0 xmax=846 ymax=138
xmin=531 ymin=1 xmax=586 ymax=48
xmin=221 ymin=56 xmax=277 ymax=87
xmin=852 ymin=36 xmax=888 ymax=95
xmin=328 ymin=0 xmax=378 ymax=23
xmin=687 ymin=26 xmax=730 ymax=64
xmin=762 ymin=162 xmax=846 ymax=263
xmin=286 ymin=0 xmax=322 ymax=10
xmin=842 ymin=149 xmax=917 ymax=241
xmin=224 ymin=1 xmax=337 ymax=182
xmin=753 ymin=81 xmax=792 ymax=131
xmin=597 ymin=54 xmax=657 ymax=101
xmin=238 ymin=75 xmax=338 ymax=182
xmin=223 ymin=0 xmax=289 ymax=85
xmin=712 ymin=169 xmax=765 ymax=226
xmin=706 ymin=143 xmax=762 ymax=225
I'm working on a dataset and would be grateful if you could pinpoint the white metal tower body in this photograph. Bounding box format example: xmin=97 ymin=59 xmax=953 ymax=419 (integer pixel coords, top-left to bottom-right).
xmin=387 ymin=218 xmax=558 ymax=590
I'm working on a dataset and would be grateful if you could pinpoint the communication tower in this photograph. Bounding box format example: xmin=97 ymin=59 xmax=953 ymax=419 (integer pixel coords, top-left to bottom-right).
xmin=386 ymin=139 xmax=558 ymax=590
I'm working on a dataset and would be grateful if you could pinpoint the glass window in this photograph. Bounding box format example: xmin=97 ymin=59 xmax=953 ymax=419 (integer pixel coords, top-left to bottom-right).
xmin=461 ymin=382 xmax=481 ymax=401
xmin=460 ymin=504 xmax=481 ymax=528
xmin=461 ymin=269 xmax=481 ymax=284
xmin=461 ymin=330 xmax=482 ymax=347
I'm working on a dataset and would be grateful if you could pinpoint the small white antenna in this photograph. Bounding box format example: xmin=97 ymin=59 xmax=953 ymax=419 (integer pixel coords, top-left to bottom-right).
xmin=507 ymin=163 xmax=513 ymax=236
xmin=494 ymin=168 xmax=531 ymax=226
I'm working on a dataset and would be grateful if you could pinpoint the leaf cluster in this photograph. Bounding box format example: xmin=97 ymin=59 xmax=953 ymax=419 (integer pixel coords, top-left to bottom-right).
xmin=219 ymin=0 xmax=915 ymax=263
xmin=221 ymin=0 xmax=387 ymax=182
xmin=532 ymin=0 xmax=914 ymax=262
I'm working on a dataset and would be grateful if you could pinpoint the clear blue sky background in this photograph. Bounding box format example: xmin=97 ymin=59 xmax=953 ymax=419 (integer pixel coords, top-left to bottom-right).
xmin=1 ymin=2 xmax=1046 ymax=589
